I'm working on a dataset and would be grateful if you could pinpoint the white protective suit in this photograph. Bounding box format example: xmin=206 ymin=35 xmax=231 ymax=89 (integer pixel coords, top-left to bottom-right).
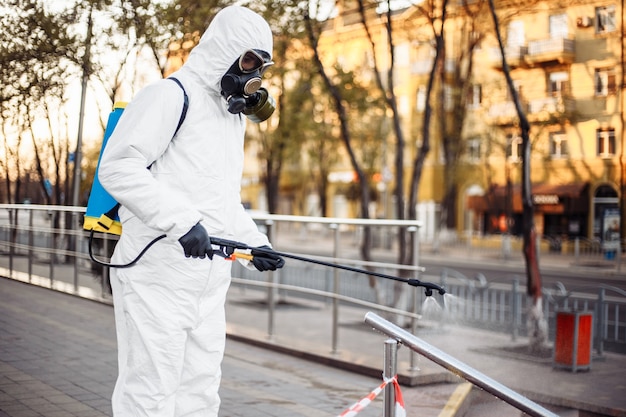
xmin=98 ymin=6 xmax=273 ymax=417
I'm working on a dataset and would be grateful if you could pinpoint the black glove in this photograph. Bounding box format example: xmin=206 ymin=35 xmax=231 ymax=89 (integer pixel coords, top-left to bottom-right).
xmin=251 ymin=245 xmax=285 ymax=271
xmin=178 ymin=223 xmax=213 ymax=259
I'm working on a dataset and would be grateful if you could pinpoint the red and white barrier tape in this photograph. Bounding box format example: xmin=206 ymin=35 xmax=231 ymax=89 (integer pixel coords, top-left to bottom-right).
xmin=337 ymin=375 xmax=406 ymax=417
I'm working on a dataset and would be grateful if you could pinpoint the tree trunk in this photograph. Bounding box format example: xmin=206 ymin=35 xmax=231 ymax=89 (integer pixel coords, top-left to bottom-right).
xmin=525 ymin=227 xmax=547 ymax=352
xmin=266 ymin=162 xmax=281 ymax=214
xmin=488 ymin=0 xmax=547 ymax=350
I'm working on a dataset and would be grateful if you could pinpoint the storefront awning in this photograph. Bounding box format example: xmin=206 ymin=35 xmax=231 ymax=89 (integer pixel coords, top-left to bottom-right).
xmin=467 ymin=182 xmax=589 ymax=214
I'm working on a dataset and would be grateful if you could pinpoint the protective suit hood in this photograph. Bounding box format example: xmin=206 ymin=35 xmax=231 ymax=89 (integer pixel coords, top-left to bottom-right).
xmin=184 ymin=6 xmax=273 ymax=96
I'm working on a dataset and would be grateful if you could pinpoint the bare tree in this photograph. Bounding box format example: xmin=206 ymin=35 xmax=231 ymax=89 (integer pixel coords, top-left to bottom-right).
xmin=0 ymin=0 xmax=81 ymax=203
xmin=488 ymin=0 xmax=547 ymax=351
xmin=251 ymin=2 xmax=306 ymax=215
xmin=25 ymin=93 xmax=74 ymax=206
xmin=406 ymin=0 xmax=448 ymax=258
xmin=305 ymin=7 xmax=373 ymax=263
xmin=267 ymin=53 xmax=341 ymax=217
xmin=161 ymin=0 xmax=230 ymax=74
xmin=305 ymin=78 xmax=341 ymax=217
xmin=0 ymin=113 xmax=25 ymax=204
xmin=437 ymin=1 xmax=488 ymax=233
xmin=354 ymin=0 xmax=409 ymax=274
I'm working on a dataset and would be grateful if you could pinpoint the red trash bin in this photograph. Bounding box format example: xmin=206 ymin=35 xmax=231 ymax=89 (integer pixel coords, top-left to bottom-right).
xmin=553 ymin=310 xmax=593 ymax=372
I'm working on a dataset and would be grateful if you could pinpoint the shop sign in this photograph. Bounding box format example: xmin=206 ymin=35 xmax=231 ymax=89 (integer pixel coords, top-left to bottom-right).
xmin=533 ymin=194 xmax=559 ymax=205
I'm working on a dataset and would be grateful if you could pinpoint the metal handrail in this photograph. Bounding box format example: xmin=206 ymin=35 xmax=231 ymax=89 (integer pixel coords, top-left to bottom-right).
xmin=364 ymin=311 xmax=559 ymax=417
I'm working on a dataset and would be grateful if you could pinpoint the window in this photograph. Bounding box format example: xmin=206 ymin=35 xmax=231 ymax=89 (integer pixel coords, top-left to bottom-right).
xmin=595 ymin=68 xmax=616 ymax=96
xmin=548 ymin=72 xmax=569 ymax=97
xmin=466 ymin=138 xmax=481 ymax=163
xmin=507 ymin=20 xmax=525 ymax=48
xmin=507 ymin=134 xmax=523 ymax=162
xmin=549 ymin=14 xmax=568 ymax=39
xmin=467 ymin=84 xmax=482 ymax=109
xmin=550 ymin=133 xmax=568 ymax=158
xmin=596 ymin=5 xmax=616 ymax=34
xmin=597 ymin=128 xmax=616 ymax=157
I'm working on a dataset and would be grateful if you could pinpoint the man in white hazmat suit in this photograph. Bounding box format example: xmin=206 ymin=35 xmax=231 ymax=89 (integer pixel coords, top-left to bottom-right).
xmin=98 ymin=6 xmax=284 ymax=417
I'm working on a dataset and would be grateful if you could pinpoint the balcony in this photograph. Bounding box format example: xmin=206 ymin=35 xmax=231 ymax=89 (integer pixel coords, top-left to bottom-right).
xmin=562 ymin=96 xmax=612 ymax=118
xmin=526 ymin=37 xmax=575 ymax=66
xmin=489 ymin=45 xmax=527 ymax=69
xmin=528 ymin=97 xmax=559 ymax=113
xmin=527 ymin=96 xmax=568 ymax=122
xmin=488 ymin=97 xmax=576 ymax=124
xmin=487 ymin=97 xmax=573 ymax=125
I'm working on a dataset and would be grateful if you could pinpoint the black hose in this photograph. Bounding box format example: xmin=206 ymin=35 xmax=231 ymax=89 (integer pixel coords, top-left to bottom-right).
xmin=88 ymin=229 xmax=166 ymax=268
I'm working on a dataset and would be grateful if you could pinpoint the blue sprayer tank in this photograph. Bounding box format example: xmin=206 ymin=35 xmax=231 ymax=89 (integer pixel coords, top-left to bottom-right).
xmin=83 ymin=102 xmax=127 ymax=235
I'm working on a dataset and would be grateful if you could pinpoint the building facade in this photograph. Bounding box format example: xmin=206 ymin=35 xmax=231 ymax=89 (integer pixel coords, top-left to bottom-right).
xmin=314 ymin=0 xmax=625 ymax=242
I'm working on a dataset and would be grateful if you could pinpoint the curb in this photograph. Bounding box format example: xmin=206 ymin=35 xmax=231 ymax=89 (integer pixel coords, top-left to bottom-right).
xmin=437 ymin=382 xmax=473 ymax=417
xmin=225 ymin=331 xmax=457 ymax=387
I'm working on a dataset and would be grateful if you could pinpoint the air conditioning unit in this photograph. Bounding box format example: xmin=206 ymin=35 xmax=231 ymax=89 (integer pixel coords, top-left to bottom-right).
xmin=577 ymin=16 xmax=592 ymax=28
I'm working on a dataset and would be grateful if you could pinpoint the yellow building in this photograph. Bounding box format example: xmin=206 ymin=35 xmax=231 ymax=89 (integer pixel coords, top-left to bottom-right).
xmin=315 ymin=0 xmax=625 ymax=241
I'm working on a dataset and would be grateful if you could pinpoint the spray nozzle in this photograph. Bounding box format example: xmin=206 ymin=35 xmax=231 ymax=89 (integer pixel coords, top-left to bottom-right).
xmin=407 ymin=279 xmax=446 ymax=296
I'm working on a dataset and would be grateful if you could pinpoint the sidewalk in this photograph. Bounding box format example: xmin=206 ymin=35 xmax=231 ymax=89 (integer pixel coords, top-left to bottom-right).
xmin=0 ymin=269 xmax=625 ymax=416
xmin=1 ymin=229 xmax=625 ymax=416
xmin=1 ymin=276 xmax=415 ymax=417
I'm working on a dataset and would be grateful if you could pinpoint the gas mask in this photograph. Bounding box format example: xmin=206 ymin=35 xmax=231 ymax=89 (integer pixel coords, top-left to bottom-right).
xmin=220 ymin=49 xmax=276 ymax=123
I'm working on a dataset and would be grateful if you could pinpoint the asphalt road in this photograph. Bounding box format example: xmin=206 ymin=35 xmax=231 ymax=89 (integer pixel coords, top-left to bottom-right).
xmin=418 ymin=257 xmax=626 ymax=293
xmin=270 ymin=231 xmax=626 ymax=294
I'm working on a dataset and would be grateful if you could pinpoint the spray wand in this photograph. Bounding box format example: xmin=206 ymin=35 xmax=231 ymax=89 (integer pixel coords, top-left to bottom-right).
xmin=209 ymin=236 xmax=446 ymax=297
xmin=88 ymin=231 xmax=445 ymax=296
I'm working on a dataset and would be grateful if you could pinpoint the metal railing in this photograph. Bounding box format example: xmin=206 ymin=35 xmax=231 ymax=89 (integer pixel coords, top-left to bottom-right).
xmin=438 ymin=268 xmax=626 ymax=355
xmin=527 ymin=37 xmax=575 ymax=56
xmin=365 ymin=311 xmax=559 ymax=417
xmin=0 ymin=203 xmax=428 ymax=356
xmin=1 ymin=203 xmax=625 ymax=356
xmin=427 ymin=231 xmax=619 ymax=261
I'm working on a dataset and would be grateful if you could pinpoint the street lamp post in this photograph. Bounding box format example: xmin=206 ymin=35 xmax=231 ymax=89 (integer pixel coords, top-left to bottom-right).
xmin=71 ymin=8 xmax=93 ymax=210
xmin=70 ymin=7 xmax=93 ymax=292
